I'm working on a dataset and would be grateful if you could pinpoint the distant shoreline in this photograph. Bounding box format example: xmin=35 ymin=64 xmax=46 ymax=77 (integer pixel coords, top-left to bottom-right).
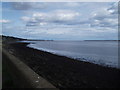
xmin=84 ymin=40 xmax=119 ymax=41
xmin=1 ymin=35 xmax=119 ymax=42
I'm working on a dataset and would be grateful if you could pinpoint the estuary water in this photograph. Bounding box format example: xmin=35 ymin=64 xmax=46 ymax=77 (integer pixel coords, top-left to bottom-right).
xmin=26 ymin=41 xmax=119 ymax=68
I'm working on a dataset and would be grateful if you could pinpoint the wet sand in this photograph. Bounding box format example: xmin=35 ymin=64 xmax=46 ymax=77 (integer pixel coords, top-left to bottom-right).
xmin=3 ymin=42 xmax=120 ymax=88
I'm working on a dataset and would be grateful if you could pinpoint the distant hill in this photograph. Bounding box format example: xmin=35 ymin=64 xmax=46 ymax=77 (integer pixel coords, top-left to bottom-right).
xmin=1 ymin=35 xmax=27 ymax=44
xmin=1 ymin=35 xmax=53 ymax=43
xmin=2 ymin=35 xmax=26 ymax=41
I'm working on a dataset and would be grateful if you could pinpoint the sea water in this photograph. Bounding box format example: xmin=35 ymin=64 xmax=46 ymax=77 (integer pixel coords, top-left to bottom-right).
xmin=25 ymin=41 xmax=119 ymax=68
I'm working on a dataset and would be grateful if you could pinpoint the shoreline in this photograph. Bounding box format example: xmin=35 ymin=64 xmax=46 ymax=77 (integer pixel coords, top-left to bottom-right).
xmin=16 ymin=42 xmax=119 ymax=70
xmin=4 ymin=42 xmax=120 ymax=88
xmin=27 ymin=42 xmax=118 ymax=69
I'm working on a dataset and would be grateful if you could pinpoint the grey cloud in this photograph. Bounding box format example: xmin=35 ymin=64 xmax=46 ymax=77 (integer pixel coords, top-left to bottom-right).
xmin=91 ymin=18 xmax=118 ymax=28
xmin=21 ymin=10 xmax=80 ymax=27
xmin=12 ymin=2 xmax=33 ymax=10
xmin=26 ymin=22 xmax=39 ymax=27
xmin=20 ymin=2 xmax=118 ymax=29
xmin=107 ymin=3 xmax=118 ymax=14
xmin=90 ymin=3 xmax=118 ymax=28
xmin=11 ymin=2 xmax=47 ymax=10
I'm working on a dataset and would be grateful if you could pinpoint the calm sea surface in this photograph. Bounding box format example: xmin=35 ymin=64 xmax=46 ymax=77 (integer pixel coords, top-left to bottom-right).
xmin=25 ymin=41 xmax=119 ymax=68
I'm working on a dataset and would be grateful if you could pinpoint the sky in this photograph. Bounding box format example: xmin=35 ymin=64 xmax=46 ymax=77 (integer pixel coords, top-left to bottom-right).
xmin=0 ymin=2 xmax=119 ymax=40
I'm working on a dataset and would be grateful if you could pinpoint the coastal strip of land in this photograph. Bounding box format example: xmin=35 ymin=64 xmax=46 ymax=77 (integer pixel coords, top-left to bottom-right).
xmin=3 ymin=41 xmax=120 ymax=88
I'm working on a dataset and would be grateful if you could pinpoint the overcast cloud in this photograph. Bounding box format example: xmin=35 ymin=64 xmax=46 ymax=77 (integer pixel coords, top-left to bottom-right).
xmin=1 ymin=2 xmax=118 ymax=40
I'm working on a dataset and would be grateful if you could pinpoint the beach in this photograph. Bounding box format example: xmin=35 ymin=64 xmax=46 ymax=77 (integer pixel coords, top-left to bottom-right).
xmin=3 ymin=42 xmax=120 ymax=88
